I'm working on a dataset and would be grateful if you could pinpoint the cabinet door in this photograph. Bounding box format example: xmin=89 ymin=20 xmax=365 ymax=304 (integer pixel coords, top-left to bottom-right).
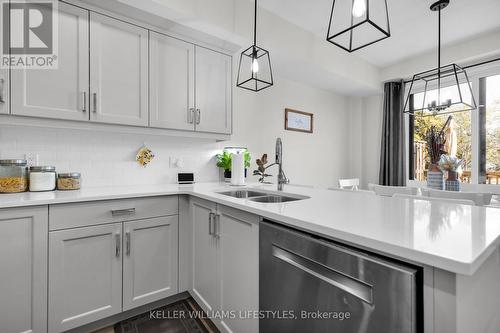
xmin=150 ymin=32 xmax=195 ymax=130
xmin=90 ymin=13 xmax=148 ymax=126
xmin=0 ymin=1 xmax=8 ymax=115
xmin=190 ymin=197 xmax=219 ymax=313
xmin=11 ymin=2 xmax=89 ymax=121
xmin=218 ymin=205 xmax=259 ymax=333
xmin=195 ymin=46 xmax=232 ymax=134
xmin=123 ymin=216 xmax=179 ymax=311
xmin=0 ymin=206 xmax=48 ymax=333
xmin=49 ymin=223 xmax=122 ymax=332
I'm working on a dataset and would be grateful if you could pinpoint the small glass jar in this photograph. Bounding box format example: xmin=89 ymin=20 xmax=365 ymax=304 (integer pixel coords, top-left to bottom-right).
xmin=29 ymin=166 xmax=56 ymax=192
xmin=57 ymin=172 xmax=81 ymax=190
xmin=0 ymin=159 xmax=29 ymax=193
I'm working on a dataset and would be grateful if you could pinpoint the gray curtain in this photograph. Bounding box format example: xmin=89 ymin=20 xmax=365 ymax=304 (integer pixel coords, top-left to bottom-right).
xmin=379 ymin=81 xmax=406 ymax=186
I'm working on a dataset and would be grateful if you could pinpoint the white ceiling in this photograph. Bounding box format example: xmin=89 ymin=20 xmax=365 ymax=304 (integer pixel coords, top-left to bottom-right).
xmin=259 ymin=0 xmax=500 ymax=68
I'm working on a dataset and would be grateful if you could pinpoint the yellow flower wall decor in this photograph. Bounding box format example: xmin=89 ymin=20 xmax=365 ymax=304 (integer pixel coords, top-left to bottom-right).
xmin=136 ymin=145 xmax=155 ymax=167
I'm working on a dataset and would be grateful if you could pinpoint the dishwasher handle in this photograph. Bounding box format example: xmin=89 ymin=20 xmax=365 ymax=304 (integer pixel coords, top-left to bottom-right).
xmin=272 ymin=245 xmax=374 ymax=304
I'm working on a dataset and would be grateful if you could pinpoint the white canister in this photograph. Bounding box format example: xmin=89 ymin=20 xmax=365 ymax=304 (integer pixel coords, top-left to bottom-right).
xmin=231 ymin=152 xmax=246 ymax=186
xmin=29 ymin=166 xmax=56 ymax=192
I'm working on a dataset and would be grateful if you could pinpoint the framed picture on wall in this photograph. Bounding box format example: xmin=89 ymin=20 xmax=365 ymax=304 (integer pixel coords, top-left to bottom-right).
xmin=284 ymin=108 xmax=313 ymax=133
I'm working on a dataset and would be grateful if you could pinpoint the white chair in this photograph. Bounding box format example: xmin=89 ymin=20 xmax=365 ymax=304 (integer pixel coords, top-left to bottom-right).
xmin=371 ymin=184 xmax=419 ymax=197
xmin=338 ymin=178 xmax=359 ymax=190
xmin=393 ymin=193 xmax=476 ymax=206
xmin=421 ymin=188 xmax=493 ymax=206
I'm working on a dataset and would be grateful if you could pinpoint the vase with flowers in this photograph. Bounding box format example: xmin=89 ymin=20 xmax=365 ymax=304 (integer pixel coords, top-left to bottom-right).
xmin=426 ymin=126 xmax=447 ymax=190
xmin=439 ymin=155 xmax=462 ymax=191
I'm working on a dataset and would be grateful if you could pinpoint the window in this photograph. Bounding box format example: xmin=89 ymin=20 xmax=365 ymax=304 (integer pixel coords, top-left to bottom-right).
xmin=409 ymin=86 xmax=472 ymax=183
xmin=408 ymin=66 xmax=500 ymax=185
xmin=481 ymin=74 xmax=500 ymax=184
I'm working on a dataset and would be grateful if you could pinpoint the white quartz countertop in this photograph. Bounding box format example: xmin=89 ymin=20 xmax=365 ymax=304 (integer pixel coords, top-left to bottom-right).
xmin=2 ymin=182 xmax=500 ymax=276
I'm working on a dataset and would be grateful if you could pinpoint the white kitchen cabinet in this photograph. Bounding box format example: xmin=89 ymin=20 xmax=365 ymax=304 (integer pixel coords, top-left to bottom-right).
xmin=0 ymin=1 xmax=8 ymax=115
xmin=190 ymin=197 xmax=220 ymax=312
xmin=123 ymin=216 xmax=179 ymax=311
xmin=189 ymin=198 xmax=259 ymax=333
xmin=0 ymin=206 xmax=48 ymax=333
xmin=11 ymin=2 xmax=89 ymax=121
xmin=49 ymin=223 xmax=123 ymax=332
xmin=150 ymin=32 xmax=195 ymax=130
xmin=90 ymin=13 xmax=148 ymax=126
xmin=195 ymin=46 xmax=232 ymax=134
xmin=218 ymin=205 xmax=259 ymax=333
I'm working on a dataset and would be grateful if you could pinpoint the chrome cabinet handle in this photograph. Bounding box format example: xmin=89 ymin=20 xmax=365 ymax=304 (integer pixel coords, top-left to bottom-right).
xmin=92 ymin=93 xmax=97 ymax=113
xmin=82 ymin=92 xmax=87 ymax=112
xmin=126 ymin=231 xmax=131 ymax=256
xmin=214 ymin=213 xmax=221 ymax=238
xmin=115 ymin=233 xmax=121 ymax=258
xmin=111 ymin=208 xmax=136 ymax=217
xmin=0 ymin=78 xmax=5 ymax=103
xmin=188 ymin=108 xmax=195 ymax=124
xmin=195 ymin=108 xmax=201 ymax=125
xmin=208 ymin=212 xmax=214 ymax=235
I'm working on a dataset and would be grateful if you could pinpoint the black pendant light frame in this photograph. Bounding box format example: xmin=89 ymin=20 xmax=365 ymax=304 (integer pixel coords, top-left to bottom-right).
xmin=236 ymin=0 xmax=274 ymax=92
xmin=403 ymin=0 xmax=477 ymax=116
xmin=326 ymin=0 xmax=391 ymax=52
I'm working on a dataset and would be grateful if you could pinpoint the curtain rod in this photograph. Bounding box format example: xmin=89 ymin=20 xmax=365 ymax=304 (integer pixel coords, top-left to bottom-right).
xmin=402 ymin=56 xmax=500 ymax=84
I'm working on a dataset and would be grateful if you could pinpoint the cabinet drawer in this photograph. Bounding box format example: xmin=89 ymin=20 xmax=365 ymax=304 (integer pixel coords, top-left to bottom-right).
xmin=50 ymin=196 xmax=178 ymax=230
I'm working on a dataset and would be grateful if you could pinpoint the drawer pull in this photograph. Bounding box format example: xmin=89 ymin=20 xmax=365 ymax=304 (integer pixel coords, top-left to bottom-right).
xmin=111 ymin=208 xmax=136 ymax=217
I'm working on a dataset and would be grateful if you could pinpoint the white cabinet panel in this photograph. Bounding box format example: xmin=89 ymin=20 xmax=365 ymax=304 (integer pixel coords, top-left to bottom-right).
xmin=90 ymin=13 xmax=148 ymax=126
xmin=190 ymin=197 xmax=219 ymax=312
xmin=0 ymin=1 xmax=8 ymax=115
xmin=218 ymin=205 xmax=259 ymax=333
xmin=49 ymin=223 xmax=122 ymax=332
xmin=195 ymin=46 xmax=232 ymax=134
xmin=123 ymin=216 xmax=179 ymax=311
xmin=0 ymin=206 xmax=48 ymax=333
xmin=150 ymin=32 xmax=195 ymax=130
xmin=11 ymin=2 xmax=89 ymax=121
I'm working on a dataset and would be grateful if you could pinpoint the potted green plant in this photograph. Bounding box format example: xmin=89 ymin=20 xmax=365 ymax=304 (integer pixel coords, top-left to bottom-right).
xmin=216 ymin=150 xmax=251 ymax=181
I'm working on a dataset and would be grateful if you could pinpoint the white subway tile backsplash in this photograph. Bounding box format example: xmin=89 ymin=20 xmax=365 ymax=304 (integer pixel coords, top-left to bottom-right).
xmin=0 ymin=126 xmax=222 ymax=187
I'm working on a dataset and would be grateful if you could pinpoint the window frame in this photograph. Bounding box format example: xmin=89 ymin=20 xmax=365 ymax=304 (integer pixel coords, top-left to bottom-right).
xmin=405 ymin=63 xmax=500 ymax=194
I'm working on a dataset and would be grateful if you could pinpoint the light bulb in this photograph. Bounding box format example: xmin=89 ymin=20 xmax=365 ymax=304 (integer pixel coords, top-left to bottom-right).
xmin=251 ymin=57 xmax=259 ymax=73
xmin=352 ymin=0 xmax=366 ymax=18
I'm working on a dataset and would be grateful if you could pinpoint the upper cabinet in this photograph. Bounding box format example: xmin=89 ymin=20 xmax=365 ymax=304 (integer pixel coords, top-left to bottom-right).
xmin=11 ymin=3 xmax=89 ymax=121
xmin=150 ymin=32 xmax=195 ymax=131
xmin=0 ymin=3 xmax=8 ymax=115
xmin=5 ymin=2 xmax=232 ymax=136
xmin=195 ymin=46 xmax=232 ymax=134
xmin=90 ymin=13 xmax=148 ymax=126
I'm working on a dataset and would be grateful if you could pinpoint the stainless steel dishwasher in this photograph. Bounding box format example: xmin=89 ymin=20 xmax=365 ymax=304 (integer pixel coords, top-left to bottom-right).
xmin=260 ymin=221 xmax=421 ymax=333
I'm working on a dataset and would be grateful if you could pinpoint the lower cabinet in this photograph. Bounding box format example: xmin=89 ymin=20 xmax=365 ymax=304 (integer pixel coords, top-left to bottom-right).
xmin=48 ymin=223 xmax=123 ymax=332
xmin=0 ymin=206 xmax=48 ymax=333
xmin=123 ymin=216 xmax=179 ymax=310
xmin=49 ymin=215 xmax=179 ymax=332
xmin=190 ymin=197 xmax=259 ymax=333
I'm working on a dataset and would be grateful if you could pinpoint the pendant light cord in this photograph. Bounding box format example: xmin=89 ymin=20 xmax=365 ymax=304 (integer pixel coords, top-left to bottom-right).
xmin=437 ymin=7 xmax=441 ymax=106
xmin=253 ymin=0 xmax=257 ymax=46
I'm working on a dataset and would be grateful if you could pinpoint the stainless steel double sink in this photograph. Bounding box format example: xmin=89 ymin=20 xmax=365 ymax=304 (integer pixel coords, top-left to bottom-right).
xmin=218 ymin=190 xmax=309 ymax=203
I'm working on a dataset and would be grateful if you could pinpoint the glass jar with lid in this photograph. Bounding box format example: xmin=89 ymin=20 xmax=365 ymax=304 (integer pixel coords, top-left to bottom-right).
xmin=29 ymin=166 xmax=57 ymax=192
xmin=57 ymin=172 xmax=81 ymax=190
xmin=0 ymin=159 xmax=29 ymax=193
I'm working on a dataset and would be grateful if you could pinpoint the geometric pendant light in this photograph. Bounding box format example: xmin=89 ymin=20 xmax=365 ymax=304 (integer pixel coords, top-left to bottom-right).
xmin=236 ymin=0 xmax=274 ymax=92
xmin=326 ymin=0 xmax=391 ymax=52
xmin=403 ymin=0 xmax=476 ymax=116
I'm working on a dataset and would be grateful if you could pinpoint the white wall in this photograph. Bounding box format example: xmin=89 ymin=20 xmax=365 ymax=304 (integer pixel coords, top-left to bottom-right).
xmin=347 ymin=94 xmax=384 ymax=189
xmin=228 ymin=75 xmax=350 ymax=188
xmin=0 ymin=75 xmax=350 ymax=188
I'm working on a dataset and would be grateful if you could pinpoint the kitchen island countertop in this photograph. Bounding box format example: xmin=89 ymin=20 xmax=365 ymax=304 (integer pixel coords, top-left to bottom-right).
xmin=1 ymin=182 xmax=500 ymax=275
